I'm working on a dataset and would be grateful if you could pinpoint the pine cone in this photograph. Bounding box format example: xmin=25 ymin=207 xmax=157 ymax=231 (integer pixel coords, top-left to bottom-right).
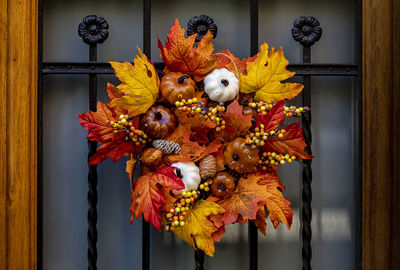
xmin=153 ymin=139 xmax=181 ymax=155
xmin=199 ymin=155 xmax=217 ymax=179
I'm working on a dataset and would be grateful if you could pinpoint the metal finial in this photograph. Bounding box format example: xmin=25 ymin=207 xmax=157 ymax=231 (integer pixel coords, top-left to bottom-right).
xmin=291 ymin=16 xmax=322 ymax=46
xmin=78 ymin=15 xmax=109 ymax=45
xmin=187 ymin=15 xmax=217 ymax=42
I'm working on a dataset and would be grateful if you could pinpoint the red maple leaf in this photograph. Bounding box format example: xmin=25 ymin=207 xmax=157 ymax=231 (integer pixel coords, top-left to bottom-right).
xmin=130 ymin=166 xmax=185 ymax=231
xmin=262 ymin=122 xmax=313 ymax=159
xmin=255 ymin=100 xmax=286 ymax=133
xmin=78 ymin=101 xmax=127 ymax=142
xmin=88 ymin=132 xmax=142 ymax=165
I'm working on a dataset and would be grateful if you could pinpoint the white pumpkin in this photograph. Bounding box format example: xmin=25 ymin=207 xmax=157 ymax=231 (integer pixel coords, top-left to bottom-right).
xmin=204 ymin=68 xmax=239 ymax=103
xmin=171 ymin=162 xmax=201 ymax=194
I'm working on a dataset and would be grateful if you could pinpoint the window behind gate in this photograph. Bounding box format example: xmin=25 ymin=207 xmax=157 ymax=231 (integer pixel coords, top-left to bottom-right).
xmin=40 ymin=0 xmax=361 ymax=269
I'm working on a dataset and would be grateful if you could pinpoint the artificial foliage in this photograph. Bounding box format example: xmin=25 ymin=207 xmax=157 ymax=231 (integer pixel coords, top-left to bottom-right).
xmin=78 ymin=18 xmax=313 ymax=256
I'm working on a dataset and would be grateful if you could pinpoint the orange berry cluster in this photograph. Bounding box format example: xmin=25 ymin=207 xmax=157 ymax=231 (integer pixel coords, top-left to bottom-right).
xmin=249 ymin=101 xmax=274 ymax=115
xmin=284 ymin=105 xmax=310 ymax=117
xmin=258 ymin=151 xmax=297 ymax=170
xmin=108 ymin=114 xmax=149 ymax=145
xmin=246 ymin=126 xmax=289 ymax=148
xmin=175 ymin=98 xmax=226 ymax=132
xmin=164 ymin=190 xmax=200 ymax=231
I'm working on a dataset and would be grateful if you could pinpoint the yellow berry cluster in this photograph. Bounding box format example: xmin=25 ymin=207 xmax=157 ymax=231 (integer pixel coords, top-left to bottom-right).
xmin=164 ymin=190 xmax=200 ymax=231
xmin=108 ymin=114 xmax=149 ymax=145
xmin=175 ymin=98 xmax=226 ymax=132
xmin=249 ymin=101 xmax=274 ymax=115
xmin=284 ymin=105 xmax=310 ymax=117
xmin=258 ymin=151 xmax=297 ymax=170
xmin=199 ymin=179 xmax=213 ymax=192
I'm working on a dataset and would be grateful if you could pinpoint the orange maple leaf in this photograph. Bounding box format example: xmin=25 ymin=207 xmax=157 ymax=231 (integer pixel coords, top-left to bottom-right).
xmin=263 ymin=122 xmax=313 ymax=160
xmin=130 ymin=166 xmax=185 ymax=231
xmin=158 ymin=19 xmax=218 ymax=82
xmin=223 ymin=100 xmax=253 ymax=135
xmin=209 ymin=172 xmax=292 ymax=230
xmin=106 ymin=82 xmax=123 ymax=101
xmin=216 ymin=49 xmax=256 ymax=75
xmin=164 ymin=125 xmax=206 ymax=164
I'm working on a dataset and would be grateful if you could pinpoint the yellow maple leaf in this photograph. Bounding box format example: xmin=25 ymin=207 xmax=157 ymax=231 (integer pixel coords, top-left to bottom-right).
xmin=173 ymin=200 xmax=224 ymax=257
xmin=239 ymin=43 xmax=303 ymax=102
xmin=109 ymin=47 xmax=159 ymax=116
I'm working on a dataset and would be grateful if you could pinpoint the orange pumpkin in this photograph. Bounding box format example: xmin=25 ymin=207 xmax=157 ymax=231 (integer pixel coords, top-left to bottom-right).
xmin=224 ymin=138 xmax=259 ymax=174
xmin=140 ymin=105 xmax=177 ymax=139
xmin=242 ymin=106 xmax=258 ymax=129
xmin=211 ymin=172 xmax=236 ymax=197
xmin=160 ymin=72 xmax=196 ymax=104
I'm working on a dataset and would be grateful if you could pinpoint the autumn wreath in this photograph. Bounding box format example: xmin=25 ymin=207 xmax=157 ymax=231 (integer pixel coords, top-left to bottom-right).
xmin=78 ymin=19 xmax=313 ymax=256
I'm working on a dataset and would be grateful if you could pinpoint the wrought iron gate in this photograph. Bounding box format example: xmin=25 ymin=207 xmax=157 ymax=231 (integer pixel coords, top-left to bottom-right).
xmin=38 ymin=0 xmax=362 ymax=269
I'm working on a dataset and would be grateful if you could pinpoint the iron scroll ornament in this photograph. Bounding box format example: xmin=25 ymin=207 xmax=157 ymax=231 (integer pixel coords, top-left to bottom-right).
xmin=187 ymin=15 xmax=217 ymax=42
xmin=291 ymin=16 xmax=322 ymax=47
xmin=78 ymin=15 xmax=109 ymax=45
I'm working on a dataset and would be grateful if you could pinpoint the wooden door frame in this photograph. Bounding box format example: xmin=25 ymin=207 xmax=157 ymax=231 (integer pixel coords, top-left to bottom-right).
xmin=0 ymin=0 xmax=398 ymax=269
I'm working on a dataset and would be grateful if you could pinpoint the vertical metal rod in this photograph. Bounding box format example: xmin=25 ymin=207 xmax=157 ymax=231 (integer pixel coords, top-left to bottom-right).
xmin=301 ymin=46 xmax=312 ymax=270
xmin=249 ymin=1 xmax=259 ymax=269
xmin=195 ymin=249 xmax=205 ymax=270
xmin=88 ymin=44 xmax=98 ymax=270
xmin=142 ymin=1 xmax=151 ymax=270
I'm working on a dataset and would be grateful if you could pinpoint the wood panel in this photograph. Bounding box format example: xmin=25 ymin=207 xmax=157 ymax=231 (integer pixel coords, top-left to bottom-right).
xmin=0 ymin=0 xmax=38 ymax=269
xmin=362 ymin=0 xmax=400 ymax=269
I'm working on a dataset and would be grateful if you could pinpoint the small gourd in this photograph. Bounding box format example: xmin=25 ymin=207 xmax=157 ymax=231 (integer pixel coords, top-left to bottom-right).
xmin=141 ymin=148 xmax=163 ymax=169
xmin=204 ymin=68 xmax=239 ymax=103
xmin=160 ymin=72 xmax=196 ymax=104
xmin=140 ymin=105 xmax=177 ymax=139
xmin=211 ymin=172 xmax=236 ymax=197
xmin=171 ymin=162 xmax=201 ymax=194
xmin=224 ymin=138 xmax=259 ymax=174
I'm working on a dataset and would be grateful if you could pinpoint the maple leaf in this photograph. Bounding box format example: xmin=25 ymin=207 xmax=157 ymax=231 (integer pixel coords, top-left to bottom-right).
xmin=158 ymin=19 xmax=218 ymax=82
xmin=106 ymin=82 xmax=123 ymax=101
xmin=88 ymin=132 xmax=142 ymax=165
xmin=239 ymin=43 xmax=304 ymax=102
xmin=216 ymin=50 xmax=256 ymax=75
xmin=209 ymin=172 xmax=292 ymax=230
xmin=255 ymin=100 xmax=286 ymax=133
xmin=262 ymin=122 xmax=313 ymax=160
xmin=130 ymin=166 xmax=185 ymax=231
xmin=255 ymin=205 xmax=267 ymax=235
xmin=126 ymin=153 xmax=138 ymax=181
xmin=195 ymin=139 xmax=222 ymax=162
xmin=78 ymin=101 xmax=125 ymax=143
xmin=109 ymin=47 xmax=159 ymax=116
xmin=223 ymin=100 xmax=253 ymax=135
xmin=163 ymin=125 xmax=206 ymax=164
xmin=172 ymin=200 xmax=225 ymax=256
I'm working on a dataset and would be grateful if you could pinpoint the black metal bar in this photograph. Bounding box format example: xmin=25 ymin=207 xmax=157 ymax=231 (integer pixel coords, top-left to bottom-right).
xmin=354 ymin=0 xmax=363 ymax=268
xmin=78 ymin=14 xmax=109 ymax=270
xmin=87 ymin=44 xmax=99 ymax=270
xmin=301 ymin=45 xmax=312 ymax=270
xmin=249 ymin=1 xmax=259 ymax=270
xmin=41 ymin=62 xmax=359 ymax=76
xmin=195 ymin=250 xmax=205 ymax=270
xmin=142 ymin=1 xmax=151 ymax=270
